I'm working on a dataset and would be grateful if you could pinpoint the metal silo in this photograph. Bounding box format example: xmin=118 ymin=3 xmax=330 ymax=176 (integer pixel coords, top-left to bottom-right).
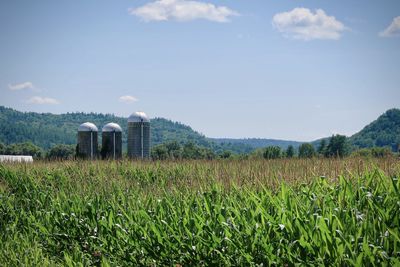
xmin=77 ymin=122 xmax=98 ymax=159
xmin=127 ymin=111 xmax=150 ymax=159
xmin=101 ymin=122 xmax=122 ymax=160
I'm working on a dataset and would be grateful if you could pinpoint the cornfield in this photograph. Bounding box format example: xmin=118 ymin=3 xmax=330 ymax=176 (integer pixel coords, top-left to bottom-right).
xmin=0 ymin=158 xmax=399 ymax=266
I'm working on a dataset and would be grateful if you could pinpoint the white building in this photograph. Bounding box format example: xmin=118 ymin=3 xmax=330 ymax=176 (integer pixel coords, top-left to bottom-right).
xmin=0 ymin=155 xmax=33 ymax=163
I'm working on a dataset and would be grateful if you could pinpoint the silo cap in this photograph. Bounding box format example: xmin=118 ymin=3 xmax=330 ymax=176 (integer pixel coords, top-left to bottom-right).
xmin=128 ymin=111 xmax=150 ymax=123
xmin=102 ymin=122 xmax=122 ymax=132
xmin=78 ymin=122 xmax=98 ymax=132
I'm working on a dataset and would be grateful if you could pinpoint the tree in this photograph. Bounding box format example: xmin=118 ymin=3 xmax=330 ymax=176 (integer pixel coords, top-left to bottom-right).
xmin=285 ymin=145 xmax=295 ymax=158
xmin=165 ymin=141 xmax=182 ymax=159
xmin=219 ymin=150 xmax=233 ymax=159
xmin=5 ymin=142 xmax=43 ymax=159
xmin=47 ymin=144 xmax=75 ymax=160
xmin=317 ymin=139 xmax=327 ymax=156
xmin=0 ymin=142 xmax=5 ymax=154
xmin=151 ymin=144 xmax=168 ymax=160
xmin=298 ymin=143 xmax=315 ymax=158
xmin=182 ymin=142 xmax=202 ymax=159
xmin=263 ymin=146 xmax=282 ymax=159
xmin=326 ymin=134 xmax=349 ymax=158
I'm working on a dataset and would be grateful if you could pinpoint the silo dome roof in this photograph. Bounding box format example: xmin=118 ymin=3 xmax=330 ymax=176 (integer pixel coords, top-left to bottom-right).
xmin=102 ymin=122 xmax=122 ymax=132
xmin=78 ymin=122 xmax=98 ymax=132
xmin=128 ymin=111 xmax=150 ymax=123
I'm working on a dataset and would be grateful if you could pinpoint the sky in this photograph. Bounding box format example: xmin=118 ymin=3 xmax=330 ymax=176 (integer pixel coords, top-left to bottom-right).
xmin=0 ymin=0 xmax=399 ymax=141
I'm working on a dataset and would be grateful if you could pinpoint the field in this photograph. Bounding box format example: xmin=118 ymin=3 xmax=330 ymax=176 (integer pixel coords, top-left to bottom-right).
xmin=1 ymin=158 xmax=400 ymax=266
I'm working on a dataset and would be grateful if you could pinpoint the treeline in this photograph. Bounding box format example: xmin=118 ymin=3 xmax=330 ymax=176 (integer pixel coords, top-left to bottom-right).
xmin=0 ymin=142 xmax=75 ymax=160
xmin=1 ymin=135 xmax=397 ymax=161
xmin=256 ymin=134 xmax=397 ymax=159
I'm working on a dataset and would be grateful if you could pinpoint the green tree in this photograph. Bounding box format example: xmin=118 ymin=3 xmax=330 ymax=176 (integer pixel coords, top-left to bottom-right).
xmin=263 ymin=146 xmax=282 ymax=159
xmin=298 ymin=143 xmax=315 ymax=158
xmin=182 ymin=142 xmax=202 ymax=159
xmin=285 ymin=145 xmax=295 ymax=158
xmin=326 ymin=135 xmax=349 ymax=158
xmin=0 ymin=142 xmax=6 ymax=154
xmin=165 ymin=141 xmax=182 ymax=159
xmin=219 ymin=150 xmax=233 ymax=159
xmin=5 ymin=142 xmax=43 ymax=159
xmin=151 ymin=144 xmax=169 ymax=160
xmin=317 ymin=139 xmax=327 ymax=156
xmin=47 ymin=144 xmax=75 ymax=160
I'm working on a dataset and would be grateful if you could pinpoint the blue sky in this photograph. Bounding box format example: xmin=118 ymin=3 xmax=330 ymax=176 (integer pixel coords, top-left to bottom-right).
xmin=0 ymin=0 xmax=399 ymax=141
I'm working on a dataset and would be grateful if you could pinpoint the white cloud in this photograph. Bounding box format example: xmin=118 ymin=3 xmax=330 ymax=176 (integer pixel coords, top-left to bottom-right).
xmin=119 ymin=95 xmax=138 ymax=103
xmin=380 ymin=16 xmax=400 ymax=37
xmin=272 ymin=8 xmax=346 ymax=40
xmin=129 ymin=0 xmax=239 ymax=23
xmin=8 ymin=82 xmax=34 ymax=91
xmin=27 ymin=96 xmax=60 ymax=105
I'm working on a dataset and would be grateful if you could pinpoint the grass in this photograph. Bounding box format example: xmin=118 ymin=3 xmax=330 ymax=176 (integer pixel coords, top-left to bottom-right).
xmin=0 ymin=158 xmax=399 ymax=266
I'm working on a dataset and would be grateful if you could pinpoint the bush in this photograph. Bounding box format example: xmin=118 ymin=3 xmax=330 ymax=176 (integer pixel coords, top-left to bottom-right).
xmin=298 ymin=143 xmax=315 ymax=158
xmin=47 ymin=144 xmax=75 ymax=160
xmin=263 ymin=146 xmax=282 ymax=159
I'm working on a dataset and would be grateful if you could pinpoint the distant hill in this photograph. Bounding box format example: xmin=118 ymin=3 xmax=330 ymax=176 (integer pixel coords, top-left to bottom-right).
xmin=1 ymin=106 xmax=398 ymax=153
xmin=210 ymin=138 xmax=302 ymax=150
xmin=349 ymin=108 xmax=400 ymax=151
xmin=0 ymin=106 xmax=253 ymax=154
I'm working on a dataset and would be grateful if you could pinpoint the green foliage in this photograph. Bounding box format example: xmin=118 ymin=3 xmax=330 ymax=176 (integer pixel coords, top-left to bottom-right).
xmin=0 ymin=106 xmax=251 ymax=154
xmin=212 ymin=138 xmax=301 ymax=150
xmin=350 ymin=108 xmax=400 ymax=151
xmin=218 ymin=150 xmax=233 ymax=159
xmin=46 ymin=144 xmax=76 ymax=160
xmin=351 ymin=147 xmax=394 ymax=158
xmin=151 ymin=144 xmax=169 ymax=160
xmin=182 ymin=142 xmax=215 ymax=160
xmin=285 ymin=145 xmax=295 ymax=158
xmin=317 ymin=139 xmax=327 ymax=156
xmin=151 ymin=141 xmax=216 ymax=160
xmin=0 ymin=160 xmax=399 ymax=265
xmin=0 ymin=142 xmax=5 ymax=154
xmin=263 ymin=146 xmax=282 ymax=159
xmin=326 ymin=135 xmax=349 ymax=158
xmin=4 ymin=142 xmax=43 ymax=159
xmin=298 ymin=143 xmax=315 ymax=158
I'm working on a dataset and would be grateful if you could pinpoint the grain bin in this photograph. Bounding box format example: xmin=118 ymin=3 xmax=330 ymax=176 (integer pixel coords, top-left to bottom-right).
xmin=127 ymin=111 xmax=150 ymax=159
xmin=101 ymin=122 xmax=122 ymax=160
xmin=77 ymin=122 xmax=98 ymax=159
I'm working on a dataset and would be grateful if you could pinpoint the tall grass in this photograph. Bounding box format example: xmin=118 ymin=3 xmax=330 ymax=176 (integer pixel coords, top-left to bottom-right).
xmin=0 ymin=158 xmax=399 ymax=265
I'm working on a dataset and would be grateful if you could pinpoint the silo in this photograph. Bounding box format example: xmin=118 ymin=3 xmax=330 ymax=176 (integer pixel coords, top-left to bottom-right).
xmin=101 ymin=122 xmax=122 ymax=160
xmin=128 ymin=111 xmax=150 ymax=159
xmin=77 ymin=122 xmax=98 ymax=159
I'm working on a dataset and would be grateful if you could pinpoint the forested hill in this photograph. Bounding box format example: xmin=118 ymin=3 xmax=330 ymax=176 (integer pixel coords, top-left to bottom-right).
xmin=0 ymin=106 xmax=253 ymax=153
xmin=1 ymin=106 xmax=399 ymax=153
xmin=349 ymin=108 xmax=400 ymax=151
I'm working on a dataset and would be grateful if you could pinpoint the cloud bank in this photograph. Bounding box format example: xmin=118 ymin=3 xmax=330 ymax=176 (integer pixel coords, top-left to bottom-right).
xmin=380 ymin=16 xmax=400 ymax=37
xmin=272 ymin=8 xmax=345 ymax=40
xmin=27 ymin=96 xmax=60 ymax=105
xmin=129 ymin=0 xmax=239 ymax=23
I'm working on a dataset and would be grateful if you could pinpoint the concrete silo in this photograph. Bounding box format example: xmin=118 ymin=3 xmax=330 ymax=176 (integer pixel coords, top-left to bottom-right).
xmin=77 ymin=122 xmax=98 ymax=159
xmin=127 ymin=111 xmax=150 ymax=159
xmin=101 ymin=122 xmax=122 ymax=160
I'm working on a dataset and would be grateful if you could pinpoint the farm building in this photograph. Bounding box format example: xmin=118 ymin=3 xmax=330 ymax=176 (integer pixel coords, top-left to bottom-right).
xmin=127 ymin=111 xmax=150 ymax=159
xmin=77 ymin=122 xmax=98 ymax=159
xmin=0 ymin=155 xmax=33 ymax=163
xmin=101 ymin=122 xmax=122 ymax=159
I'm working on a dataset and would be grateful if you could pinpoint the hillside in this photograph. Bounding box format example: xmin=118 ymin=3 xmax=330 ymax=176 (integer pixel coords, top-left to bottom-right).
xmin=1 ymin=106 xmax=399 ymax=153
xmin=349 ymin=108 xmax=400 ymax=151
xmin=0 ymin=106 xmax=253 ymax=154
